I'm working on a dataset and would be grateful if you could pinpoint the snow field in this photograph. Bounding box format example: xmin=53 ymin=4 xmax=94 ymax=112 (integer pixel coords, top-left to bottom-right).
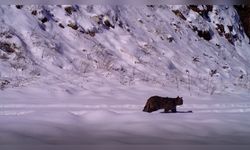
xmin=1 ymin=83 xmax=250 ymax=144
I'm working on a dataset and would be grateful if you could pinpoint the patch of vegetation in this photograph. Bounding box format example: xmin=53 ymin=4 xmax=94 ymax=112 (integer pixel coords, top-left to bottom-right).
xmin=5 ymin=34 xmax=12 ymax=39
xmin=216 ymin=24 xmax=225 ymax=36
xmin=215 ymin=43 xmax=221 ymax=48
xmin=40 ymin=17 xmax=48 ymax=23
xmin=210 ymin=69 xmax=217 ymax=77
xmin=103 ymin=16 xmax=115 ymax=29
xmin=29 ymin=69 xmax=41 ymax=76
xmin=31 ymin=10 xmax=37 ymax=16
xmin=192 ymin=26 xmax=212 ymax=41
xmin=146 ymin=5 xmax=155 ymax=8
xmin=166 ymin=35 xmax=174 ymax=43
xmin=0 ymin=80 xmax=10 ymax=90
xmin=188 ymin=5 xmax=213 ymax=20
xmin=216 ymin=24 xmax=238 ymax=45
xmin=85 ymin=27 xmax=99 ymax=37
xmin=67 ymin=23 xmax=78 ymax=30
xmin=86 ymin=30 xmax=95 ymax=37
xmin=227 ymin=25 xmax=233 ymax=32
xmin=117 ymin=20 xmax=123 ymax=28
xmin=64 ymin=6 xmax=76 ymax=15
xmin=172 ymin=10 xmax=186 ymax=20
xmin=198 ymin=30 xmax=212 ymax=41
xmin=222 ymin=66 xmax=229 ymax=69
xmin=192 ymin=56 xmax=199 ymax=62
xmin=0 ymin=42 xmax=15 ymax=53
xmin=58 ymin=23 xmax=65 ymax=28
xmin=138 ymin=19 xmax=143 ymax=24
xmin=225 ymin=33 xmax=238 ymax=45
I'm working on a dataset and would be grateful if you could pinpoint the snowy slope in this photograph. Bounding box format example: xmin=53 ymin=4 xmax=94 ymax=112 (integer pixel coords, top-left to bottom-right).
xmin=0 ymin=5 xmax=250 ymax=94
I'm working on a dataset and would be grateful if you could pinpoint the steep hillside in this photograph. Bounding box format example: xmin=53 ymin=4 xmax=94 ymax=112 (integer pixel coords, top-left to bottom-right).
xmin=0 ymin=5 xmax=250 ymax=95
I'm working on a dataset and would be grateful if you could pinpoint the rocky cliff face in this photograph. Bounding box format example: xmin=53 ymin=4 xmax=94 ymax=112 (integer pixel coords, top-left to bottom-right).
xmin=235 ymin=5 xmax=250 ymax=41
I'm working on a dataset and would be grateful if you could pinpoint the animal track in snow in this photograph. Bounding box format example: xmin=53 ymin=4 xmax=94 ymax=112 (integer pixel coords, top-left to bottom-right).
xmin=1 ymin=103 xmax=250 ymax=116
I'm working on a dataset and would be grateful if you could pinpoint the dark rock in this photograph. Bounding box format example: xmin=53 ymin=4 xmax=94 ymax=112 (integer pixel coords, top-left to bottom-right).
xmin=16 ymin=5 xmax=23 ymax=9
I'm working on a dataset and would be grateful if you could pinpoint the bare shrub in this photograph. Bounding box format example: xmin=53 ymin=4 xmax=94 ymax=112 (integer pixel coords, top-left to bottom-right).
xmin=0 ymin=42 xmax=15 ymax=53
xmin=0 ymin=80 xmax=10 ymax=90
xmin=172 ymin=10 xmax=186 ymax=20
xmin=65 ymin=6 xmax=76 ymax=15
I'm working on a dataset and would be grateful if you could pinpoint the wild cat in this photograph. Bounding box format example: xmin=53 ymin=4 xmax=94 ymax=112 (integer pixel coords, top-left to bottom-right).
xmin=143 ymin=96 xmax=183 ymax=113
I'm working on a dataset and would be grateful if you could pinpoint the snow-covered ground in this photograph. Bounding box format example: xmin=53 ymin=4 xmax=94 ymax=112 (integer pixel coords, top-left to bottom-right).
xmin=1 ymin=81 xmax=250 ymax=144
xmin=1 ymin=5 xmax=250 ymax=144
